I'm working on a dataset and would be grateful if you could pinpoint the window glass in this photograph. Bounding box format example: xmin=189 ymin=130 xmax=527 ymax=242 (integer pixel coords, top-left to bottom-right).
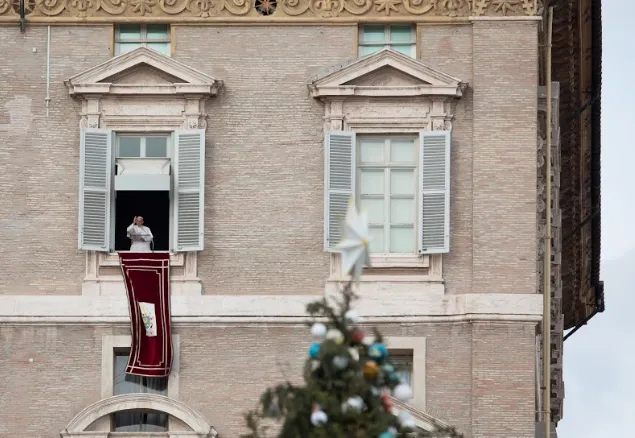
xmin=358 ymin=137 xmax=418 ymax=254
xmin=117 ymin=24 xmax=142 ymax=41
xmin=113 ymin=352 xmax=167 ymax=432
xmin=361 ymin=25 xmax=386 ymax=43
xmin=146 ymin=42 xmax=170 ymax=55
xmin=361 ymin=170 xmax=384 ymax=195
xmin=114 ymin=24 xmax=170 ymax=56
xmin=390 ymin=25 xmax=413 ymax=42
xmin=390 ymin=139 xmax=415 ymax=163
xmin=360 ymin=139 xmax=384 ymax=163
xmin=359 ymin=24 xmax=415 ymax=58
xmin=146 ymin=24 xmax=169 ymax=40
xmin=145 ymin=137 xmax=168 ymax=158
xmin=119 ymin=137 xmax=141 ymax=157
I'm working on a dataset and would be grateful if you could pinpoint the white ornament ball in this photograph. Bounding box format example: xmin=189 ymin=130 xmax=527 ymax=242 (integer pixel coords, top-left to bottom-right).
xmin=346 ymin=396 xmax=364 ymax=412
xmin=361 ymin=336 xmax=374 ymax=347
xmin=311 ymin=323 xmax=327 ymax=338
xmin=310 ymin=410 xmax=328 ymax=426
xmin=393 ymin=383 xmax=413 ymax=402
xmin=326 ymin=328 xmax=344 ymax=344
xmin=345 ymin=310 xmax=361 ymax=323
xmin=333 ymin=355 xmax=349 ymax=370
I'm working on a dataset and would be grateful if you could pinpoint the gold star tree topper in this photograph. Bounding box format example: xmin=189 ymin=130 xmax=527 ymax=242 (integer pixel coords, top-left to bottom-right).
xmin=334 ymin=197 xmax=372 ymax=282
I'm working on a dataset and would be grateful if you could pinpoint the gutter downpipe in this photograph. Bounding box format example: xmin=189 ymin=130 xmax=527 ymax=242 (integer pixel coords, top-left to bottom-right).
xmin=543 ymin=6 xmax=554 ymax=438
xmin=46 ymin=25 xmax=51 ymax=117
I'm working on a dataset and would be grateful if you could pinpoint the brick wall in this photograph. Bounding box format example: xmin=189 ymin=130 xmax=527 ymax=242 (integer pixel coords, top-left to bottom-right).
xmin=0 ymin=22 xmax=537 ymax=297
xmin=0 ymin=322 xmax=536 ymax=437
xmin=0 ymin=26 xmax=112 ymax=295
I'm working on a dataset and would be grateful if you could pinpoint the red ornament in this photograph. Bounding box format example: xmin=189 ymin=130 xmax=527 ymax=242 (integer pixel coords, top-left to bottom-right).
xmin=351 ymin=329 xmax=364 ymax=344
xmin=381 ymin=393 xmax=392 ymax=411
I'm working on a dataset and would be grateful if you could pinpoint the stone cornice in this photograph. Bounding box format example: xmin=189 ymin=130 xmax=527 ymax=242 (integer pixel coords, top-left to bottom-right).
xmin=309 ymin=48 xmax=467 ymax=98
xmin=0 ymin=0 xmax=543 ymax=23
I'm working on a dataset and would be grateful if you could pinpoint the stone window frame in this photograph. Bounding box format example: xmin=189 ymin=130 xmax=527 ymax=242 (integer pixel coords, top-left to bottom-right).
xmin=65 ymin=47 xmax=222 ymax=296
xmin=385 ymin=336 xmax=427 ymax=410
xmin=328 ymin=114 xmax=446 ymax=281
xmin=310 ymin=49 xmax=465 ymax=280
xmin=100 ymin=334 xmax=181 ymax=431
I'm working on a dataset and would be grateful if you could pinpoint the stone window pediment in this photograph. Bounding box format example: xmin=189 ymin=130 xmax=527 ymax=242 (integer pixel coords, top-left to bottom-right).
xmin=308 ymin=48 xmax=466 ymax=99
xmin=66 ymin=47 xmax=222 ymax=296
xmin=65 ymin=46 xmax=222 ymax=97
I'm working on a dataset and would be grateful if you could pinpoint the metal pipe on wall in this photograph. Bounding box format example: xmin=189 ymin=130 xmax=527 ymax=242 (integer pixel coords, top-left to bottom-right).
xmin=46 ymin=25 xmax=51 ymax=117
xmin=543 ymin=6 xmax=554 ymax=438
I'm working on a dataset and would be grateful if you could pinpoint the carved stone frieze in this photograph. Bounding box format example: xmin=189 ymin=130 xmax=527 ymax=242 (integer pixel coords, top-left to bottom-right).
xmin=0 ymin=0 xmax=541 ymax=21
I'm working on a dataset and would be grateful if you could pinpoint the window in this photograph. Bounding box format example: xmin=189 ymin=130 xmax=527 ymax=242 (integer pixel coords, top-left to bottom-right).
xmin=117 ymin=135 xmax=169 ymax=158
xmin=115 ymin=24 xmax=171 ymax=56
xmin=359 ymin=24 xmax=416 ymax=58
xmin=358 ymin=136 xmax=418 ymax=254
xmin=390 ymin=350 xmax=413 ymax=387
xmin=324 ymin=131 xmax=450 ymax=255
xmin=78 ymin=128 xmax=205 ymax=253
xmin=113 ymin=351 xmax=168 ymax=432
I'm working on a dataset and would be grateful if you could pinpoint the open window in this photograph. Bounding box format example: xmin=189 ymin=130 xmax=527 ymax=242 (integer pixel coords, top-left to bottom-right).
xmin=78 ymin=128 xmax=205 ymax=253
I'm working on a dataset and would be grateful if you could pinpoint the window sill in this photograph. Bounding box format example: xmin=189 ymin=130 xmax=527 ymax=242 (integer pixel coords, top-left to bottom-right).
xmin=99 ymin=251 xmax=185 ymax=267
xmin=369 ymin=254 xmax=429 ymax=268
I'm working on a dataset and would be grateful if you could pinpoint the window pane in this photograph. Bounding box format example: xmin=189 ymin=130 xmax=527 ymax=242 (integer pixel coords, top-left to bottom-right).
xmin=390 ymin=44 xmax=414 ymax=56
xmin=362 ymin=25 xmax=386 ymax=43
xmin=146 ymin=42 xmax=170 ymax=55
xmin=390 ymin=226 xmax=415 ymax=253
xmin=114 ymin=411 xmax=167 ymax=432
xmin=116 ymin=42 xmax=140 ymax=55
xmin=116 ymin=24 xmax=142 ymax=41
xmin=391 ymin=198 xmax=415 ymax=224
xmin=360 ymin=139 xmax=384 ymax=163
xmin=369 ymin=226 xmax=384 ymax=253
xmin=390 ymin=170 xmax=415 ymax=195
xmin=390 ymin=25 xmax=413 ymax=42
xmin=390 ymin=139 xmax=416 ymax=163
xmin=360 ymin=170 xmax=384 ymax=195
xmin=119 ymin=137 xmax=141 ymax=157
xmin=359 ymin=45 xmax=383 ymax=56
xmin=145 ymin=137 xmax=168 ymax=157
xmin=146 ymin=24 xmax=169 ymax=40
xmin=360 ymin=198 xmax=384 ymax=225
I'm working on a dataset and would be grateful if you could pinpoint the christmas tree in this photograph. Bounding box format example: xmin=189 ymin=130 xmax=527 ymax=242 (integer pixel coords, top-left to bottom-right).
xmin=242 ymin=200 xmax=463 ymax=438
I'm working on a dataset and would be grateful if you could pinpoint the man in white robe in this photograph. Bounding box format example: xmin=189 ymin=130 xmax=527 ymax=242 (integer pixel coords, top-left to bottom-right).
xmin=127 ymin=216 xmax=154 ymax=251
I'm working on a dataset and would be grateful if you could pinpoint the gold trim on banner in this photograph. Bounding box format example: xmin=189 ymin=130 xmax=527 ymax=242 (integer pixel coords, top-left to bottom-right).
xmin=0 ymin=0 xmax=542 ymax=23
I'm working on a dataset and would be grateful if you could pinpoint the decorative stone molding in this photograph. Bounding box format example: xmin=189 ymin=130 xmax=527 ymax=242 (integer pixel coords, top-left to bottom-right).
xmin=312 ymin=49 xmax=465 ymax=278
xmin=0 ymin=0 xmax=543 ymax=22
xmin=60 ymin=394 xmax=218 ymax=437
xmin=0 ymin=293 xmax=544 ymax=324
xmin=309 ymin=49 xmax=466 ymax=99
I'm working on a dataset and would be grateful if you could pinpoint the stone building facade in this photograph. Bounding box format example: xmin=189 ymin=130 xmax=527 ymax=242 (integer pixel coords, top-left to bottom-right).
xmin=0 ymin=1 xmax=601 ymax=437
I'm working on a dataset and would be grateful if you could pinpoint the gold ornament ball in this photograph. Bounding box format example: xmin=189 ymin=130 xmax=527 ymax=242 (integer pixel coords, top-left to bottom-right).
xmin=363 ymin=360 xmax=380 ymax=380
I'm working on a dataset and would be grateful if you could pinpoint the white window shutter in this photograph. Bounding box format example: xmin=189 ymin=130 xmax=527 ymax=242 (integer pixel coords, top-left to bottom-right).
xmin=174 ymin=129 xmax=205 ymax=252
xmin=78 ymin=128 xmax=113 ymax=252
xmin=418 ymin=130 xmax=451 ymax=254
xmin=324 ymin=131 xmax=355 ymax=251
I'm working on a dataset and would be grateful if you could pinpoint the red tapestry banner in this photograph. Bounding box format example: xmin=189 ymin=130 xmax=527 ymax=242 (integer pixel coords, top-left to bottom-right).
xmin=119 ymin=252 xmax=173 ymax=377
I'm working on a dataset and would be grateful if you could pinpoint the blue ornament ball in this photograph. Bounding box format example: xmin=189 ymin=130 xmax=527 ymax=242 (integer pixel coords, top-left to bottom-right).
xmin=308 ymin=342 xmax=321 ymax=359
xmin=368 ymin=343 xmax=388 ymax=361
xmin=381 ymin=364 xmax=395 ymax=373
xmin=378 ymin=431 xmax=394 ymax=438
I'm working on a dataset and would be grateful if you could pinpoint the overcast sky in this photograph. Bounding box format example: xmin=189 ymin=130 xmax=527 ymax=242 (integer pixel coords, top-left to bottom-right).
xmin=557 ymin=1 xmax=634 ymax=437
